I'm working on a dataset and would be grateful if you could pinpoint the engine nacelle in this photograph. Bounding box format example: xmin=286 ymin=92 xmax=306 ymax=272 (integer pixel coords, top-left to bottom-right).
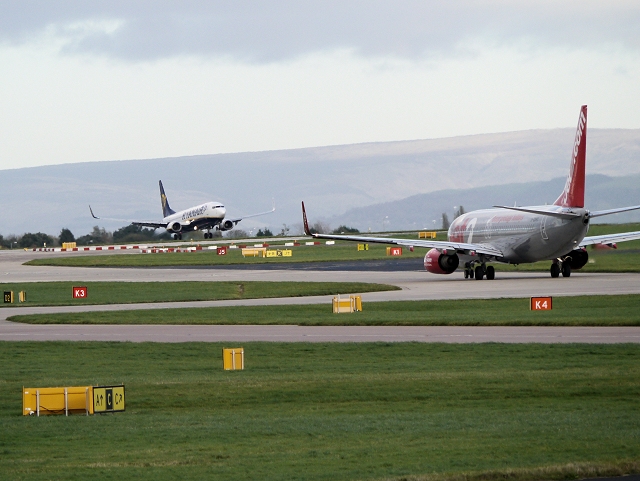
xmin=219 ymin=220 xmax=235 ymax=231
xmin=424 ymin=248 xmax=460 ymax=274
xmin=167 ymin=221 xmax=182 ymax=233
xmin=565 ymin=248 xmax=588 ymax=270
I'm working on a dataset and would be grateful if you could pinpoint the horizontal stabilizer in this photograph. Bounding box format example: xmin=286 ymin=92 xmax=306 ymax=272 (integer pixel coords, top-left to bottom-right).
xmin=493 ymin=205 xmax=580 ymax=219
xmin=588 ymin=205 xmax=640 ymax=219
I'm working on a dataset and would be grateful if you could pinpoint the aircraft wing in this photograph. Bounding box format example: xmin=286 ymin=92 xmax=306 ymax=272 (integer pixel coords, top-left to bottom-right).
xmin=226 ymin=202 xmax=276 ymax=225
xmin=131 ymin=221 xmax=167 ymax=229
xmin=90 ymin=206 xmax=166 ymax=229
xmin=580 ymin=231 xmax=640 ymax=247
xmin=301 ymin=202 xmax=503 ymax=257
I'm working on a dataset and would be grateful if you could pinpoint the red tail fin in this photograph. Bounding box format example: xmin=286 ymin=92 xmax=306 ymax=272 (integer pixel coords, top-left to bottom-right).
xmin=554 ymin=105 xmax=587 ymax=207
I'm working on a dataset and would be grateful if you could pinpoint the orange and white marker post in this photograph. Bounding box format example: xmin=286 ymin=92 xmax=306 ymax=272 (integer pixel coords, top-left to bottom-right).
xmin=530 ymin=296 xmax=552 ymax=310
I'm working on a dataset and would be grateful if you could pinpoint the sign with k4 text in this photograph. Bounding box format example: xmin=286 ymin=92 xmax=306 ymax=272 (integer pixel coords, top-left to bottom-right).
xmin=530 ymin=296 xmax=552 ymax=311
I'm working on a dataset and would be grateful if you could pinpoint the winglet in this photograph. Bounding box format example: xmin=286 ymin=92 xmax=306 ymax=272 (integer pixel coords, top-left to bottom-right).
xmin=89 ymin=205 xmax=99 ymax=219
xmin=301 ymin=201 xmax=312 ymax=235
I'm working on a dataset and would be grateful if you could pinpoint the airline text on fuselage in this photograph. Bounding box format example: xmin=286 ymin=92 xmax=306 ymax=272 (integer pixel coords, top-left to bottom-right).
xmin=181 ymin=205 xmax=208 ymax=221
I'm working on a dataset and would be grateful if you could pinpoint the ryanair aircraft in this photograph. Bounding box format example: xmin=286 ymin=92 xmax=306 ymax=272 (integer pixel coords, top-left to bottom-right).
xmin=91 ymin=181 xmax=274 ymax=240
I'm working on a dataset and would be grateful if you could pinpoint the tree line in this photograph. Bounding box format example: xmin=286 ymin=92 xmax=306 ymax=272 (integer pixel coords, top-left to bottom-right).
xmin=0 ymin=222 xmax=364 ymax=248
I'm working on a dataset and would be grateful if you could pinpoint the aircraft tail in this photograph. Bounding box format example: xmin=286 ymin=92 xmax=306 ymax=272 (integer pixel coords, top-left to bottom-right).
xmin=554 ymin=105 xmax=587 ymax=208
xmin=159 ymin=180 xmax=176 ymax=217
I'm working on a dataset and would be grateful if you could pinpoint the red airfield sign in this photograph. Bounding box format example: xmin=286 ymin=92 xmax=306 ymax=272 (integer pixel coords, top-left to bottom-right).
xmin=530 ymin=296 xmax=552 ymax=311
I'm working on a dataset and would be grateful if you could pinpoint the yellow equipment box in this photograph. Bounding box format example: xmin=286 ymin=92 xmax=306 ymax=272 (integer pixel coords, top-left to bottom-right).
xmin=242 ymin=248 xmax=266 ymax=257
xmin=357 ymin=243 xmax=369 ymax=251
xmin=332 ymin=295 xmax=362 ymax=313
xmin=19 ymin=291 xmax=27 ymax=302
xmin=419 ymin=231 xmax=437 ymax=239
xmin=223 ymin=348 xmax=244 ymax=370
xmin=23 ymin=386 xmax=93 ymax=416
xmin=62 ymin=242 xmax=77 ymax=249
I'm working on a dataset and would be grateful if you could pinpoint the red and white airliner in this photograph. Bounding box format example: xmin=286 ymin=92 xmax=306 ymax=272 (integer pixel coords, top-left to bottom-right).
xmin=302 ymin=106 xmax=640 ymax=279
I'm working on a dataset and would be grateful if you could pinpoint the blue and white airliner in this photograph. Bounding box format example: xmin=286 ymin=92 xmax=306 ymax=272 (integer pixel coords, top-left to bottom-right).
xmin=91 ymin=181 xmax=274 ymax=240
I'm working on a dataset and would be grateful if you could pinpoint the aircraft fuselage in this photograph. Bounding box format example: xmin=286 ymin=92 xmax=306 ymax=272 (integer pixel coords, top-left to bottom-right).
xmin=163 ymin=202 xmax=226 ymax=233
xmin=448 ymin=206 xmax=589 ymax=264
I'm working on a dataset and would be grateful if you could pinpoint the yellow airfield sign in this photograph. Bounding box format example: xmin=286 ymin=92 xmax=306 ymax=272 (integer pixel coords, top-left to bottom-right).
xmin=93 ymin=385 xmax=125 ymax=413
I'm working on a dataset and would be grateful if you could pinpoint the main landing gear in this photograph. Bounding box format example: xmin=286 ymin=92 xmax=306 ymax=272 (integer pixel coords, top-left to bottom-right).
xmin=550 ymin=260 xmax=571 ymax=278
xmin=464 ymin=262 xmax=495 ymax=280
xmin=173 ymin=233 xmax=183 ymax=240
xmin=204 ymin=232 xmax=213 ymax=239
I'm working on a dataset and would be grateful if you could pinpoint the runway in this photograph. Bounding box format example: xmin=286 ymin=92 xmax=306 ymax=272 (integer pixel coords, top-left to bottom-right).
xmin=1 ymin=249 xmax=639 ymax=343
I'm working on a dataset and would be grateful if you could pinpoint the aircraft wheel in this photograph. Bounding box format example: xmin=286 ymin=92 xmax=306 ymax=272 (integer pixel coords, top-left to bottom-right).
xmin=486 ymin=265 xmax=495 ymax=280
xmin=550 ymin=263 xmax=560 ymax=278
xmin=561 ymin=263 xmax=571 ymax=277
xmin=178 ymin=234 xmax=183 ymax=240
xmin=173 ymin=234 xmax=178 ymax=240
xmin=469 ymin=268 xmax=474 ymax=279
xmin=474 ymin=265 xmax=484 ymax=280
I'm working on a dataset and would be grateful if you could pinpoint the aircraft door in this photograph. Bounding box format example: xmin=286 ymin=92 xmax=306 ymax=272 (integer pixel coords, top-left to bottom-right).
xmin=540 ymin=217 xmax=548 ymax=240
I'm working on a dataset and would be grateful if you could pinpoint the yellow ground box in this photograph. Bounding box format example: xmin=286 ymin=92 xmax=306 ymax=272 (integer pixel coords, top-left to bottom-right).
xmin=266 ymin=249 xmax=292 ymax=257
xmin=93 ymin=385 xmax=126 ymax=413
xmin=223 ymin=348 xmax=244 ymax=370
xmin=23 ymin=386 xmax=93 ymax=416
xmin=242 ymin=248 xmax=266 ymax=257
xmin=357 ymin=243 xmax=369 ymax=251
xmin=419 ymin=231 xmax=437 ymax=239
xmin=62 ymin=242 xmax=77 ymax=249
xmin=332 ymin=295 xmax=362 ymax=313
xmin=19 ymin=291 xmax=27 ymax=303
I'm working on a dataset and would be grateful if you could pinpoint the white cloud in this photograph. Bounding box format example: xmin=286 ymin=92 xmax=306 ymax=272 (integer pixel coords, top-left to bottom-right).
xmin=0 ymin=2 xmax=639 ymax=170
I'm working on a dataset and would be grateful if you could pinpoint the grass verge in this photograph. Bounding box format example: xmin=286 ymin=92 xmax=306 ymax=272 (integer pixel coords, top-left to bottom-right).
xmin=0 ymin=281 xmax=399 ymax=307
xmin=21 ymin=224 xmax=640 ymax=271
xmin=8 ymin=294 xmax=640 ymax=325
xmin=0 ymin=342 xmax=638 ymax=480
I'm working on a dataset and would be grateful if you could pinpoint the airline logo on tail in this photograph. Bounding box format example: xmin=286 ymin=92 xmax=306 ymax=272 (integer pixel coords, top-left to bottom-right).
xmin=159 ymin=180 xmax=175 ymax=218
xmin=555 ymin=105 xmax=587 ymax=208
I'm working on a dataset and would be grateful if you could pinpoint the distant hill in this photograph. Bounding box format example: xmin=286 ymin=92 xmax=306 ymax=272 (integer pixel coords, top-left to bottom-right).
xmin=328 ymin=173 xmax=640 ymax=232
xmin=0 ymin=127 xmax=639 ymax=236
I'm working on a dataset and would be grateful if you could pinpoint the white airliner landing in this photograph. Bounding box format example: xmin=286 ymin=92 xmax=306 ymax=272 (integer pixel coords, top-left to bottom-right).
xmin=302 ymin=105 xmax=640 ymax=279
xmin=91 ymin=181 xmax=274 ymax=240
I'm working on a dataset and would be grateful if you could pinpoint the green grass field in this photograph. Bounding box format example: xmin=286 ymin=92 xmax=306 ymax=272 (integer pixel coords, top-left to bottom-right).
xmin=22 ymin=223 xmax=640 ymax=271
xmin=0 ymin=342 xmax=638 ymax=481
xmin=0 ymin=281 xmax=398 ymax=308
xmin=9 ymin=294 xmax=640 ymax=326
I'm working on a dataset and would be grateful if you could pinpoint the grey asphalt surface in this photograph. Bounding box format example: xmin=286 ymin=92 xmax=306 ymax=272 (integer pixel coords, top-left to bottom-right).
xmin=2 ymin=249 xmax=640 ymax=343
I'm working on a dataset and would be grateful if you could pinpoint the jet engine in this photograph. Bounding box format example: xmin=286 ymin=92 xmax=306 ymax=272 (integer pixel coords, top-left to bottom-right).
xmin=219 ymin=220 xmax=235 ymax=231
xmin=424 ymin=248 xmax=460 ymax=274
xmin=565 ymin=248 xmax=588 ymax=270
xmin=167 ymin=221 xmax=182 ymax=233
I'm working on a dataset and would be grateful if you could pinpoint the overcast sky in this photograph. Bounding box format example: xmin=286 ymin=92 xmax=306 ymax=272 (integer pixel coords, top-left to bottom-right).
xmin=1 ymin=1 xmax=639 ymax=170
